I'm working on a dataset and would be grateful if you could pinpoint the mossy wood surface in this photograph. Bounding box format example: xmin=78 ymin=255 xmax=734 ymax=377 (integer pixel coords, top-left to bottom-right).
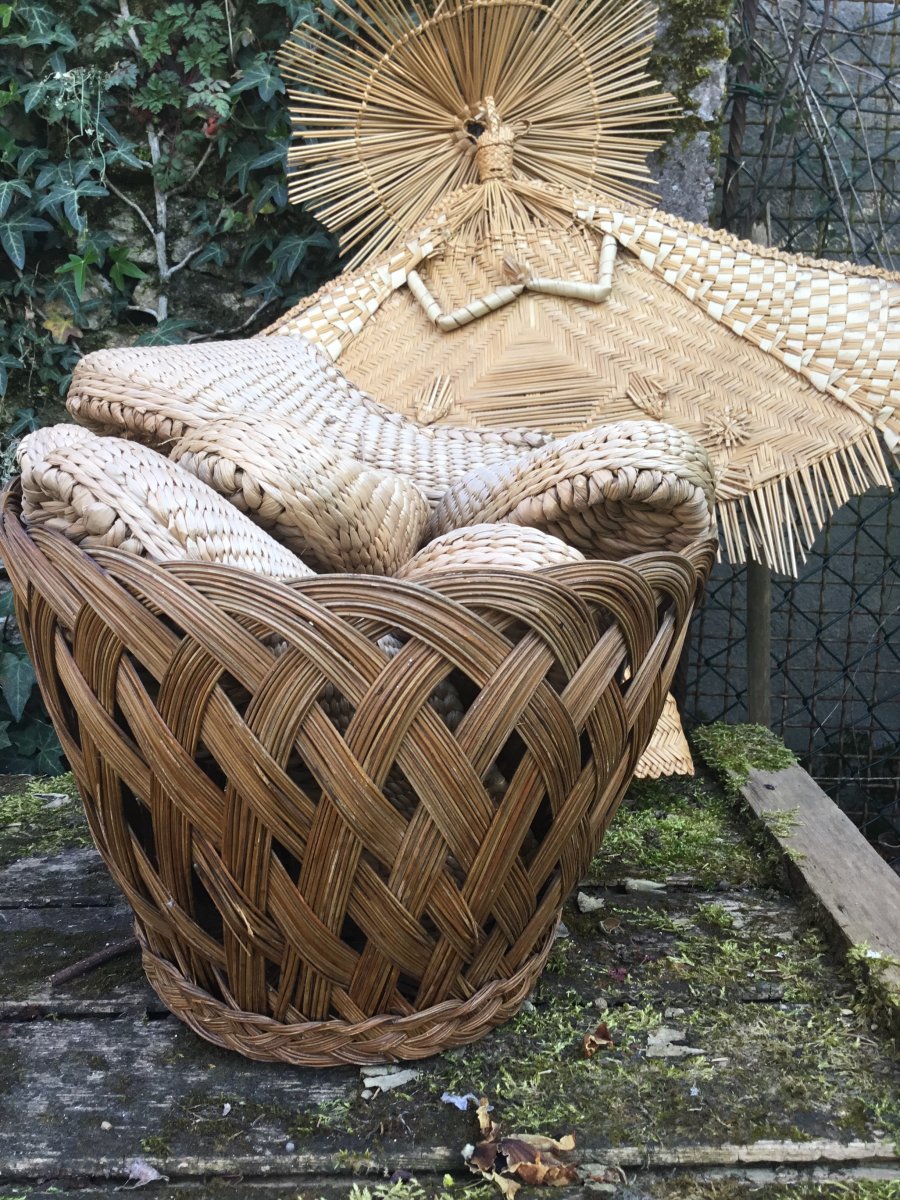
xmin=2 ymin=765 xmax=899 ymax=1198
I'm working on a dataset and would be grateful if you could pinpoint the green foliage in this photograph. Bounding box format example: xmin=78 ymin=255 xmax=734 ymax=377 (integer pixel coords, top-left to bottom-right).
xmin=0 ymin=0 xmax=337 ymax=422
xmin=0 ymin=585 xmax=63 ymax=773
xmin=0 ymin=0 xmax=341 ymax=766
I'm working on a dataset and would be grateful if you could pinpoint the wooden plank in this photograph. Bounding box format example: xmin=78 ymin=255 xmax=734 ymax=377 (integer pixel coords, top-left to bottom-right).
xmin=742 ymin=765 xmax=900 ymax=1033
xmin=0 ymin=891 xmax=150 ymax=1008
xmin=0 ymin=845 xmax=119 ymax=907
xmin=0 ymin=1016 xmax=360 ymax=1181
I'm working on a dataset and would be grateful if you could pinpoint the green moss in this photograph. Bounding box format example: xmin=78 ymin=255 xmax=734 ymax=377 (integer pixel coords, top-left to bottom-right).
xmin=0 ymin=773 xmax=89 ymax=866
xmin=692 ymin=723 xmax=797 ymax=794
xmin=139 ymin=1134 xmax=172 ymax=1158
xmin=650 ymin=0 xmax=732 ymax=129
xmin=590 ymin=772 xmax=770 ymax=887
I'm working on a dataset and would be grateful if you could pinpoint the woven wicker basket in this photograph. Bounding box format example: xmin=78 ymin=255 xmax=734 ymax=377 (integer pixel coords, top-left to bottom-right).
xmin=0 ymin=482 xmax=713 ymax=1064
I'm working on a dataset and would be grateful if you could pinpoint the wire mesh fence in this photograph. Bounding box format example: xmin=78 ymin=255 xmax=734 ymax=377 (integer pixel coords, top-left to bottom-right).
xmin=683 ymin=0 xmax=900 ymax=870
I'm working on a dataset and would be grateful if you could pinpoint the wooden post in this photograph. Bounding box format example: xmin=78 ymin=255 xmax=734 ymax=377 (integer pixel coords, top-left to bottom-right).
xmin=746 ymin=558 xmax=772 ymax=726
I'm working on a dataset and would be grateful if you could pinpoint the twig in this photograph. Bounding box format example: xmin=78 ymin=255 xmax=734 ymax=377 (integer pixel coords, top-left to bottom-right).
xmin=49 ymin=937 xmax=139 ymax=988
xmin=104 ymin=179 xmax=156 ymax=239
xmin=190 ymin=297 xmax=276 ymax=341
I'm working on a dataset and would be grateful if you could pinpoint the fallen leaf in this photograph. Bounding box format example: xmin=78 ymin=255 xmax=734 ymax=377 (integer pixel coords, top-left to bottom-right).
xmin=645 ymin=1026 xmax=706 ymax=1059
xmin=600 ymin=916 xmax=621 ymax=933
xmin=119 ymin=1158 xmax=167 ymax=1188
xmin=490 ymin=1170 xmax=521 ymax=1199
xmin=42 ymin=308 xmax=83 ymax=344
xmin=468 ymin=1140 xmax=500 ymax=1173
xmin=608 ymin=966 xmax=628 ymax=983
xmin=506 ymin=1133 xmax=575 ymax=1153
xmin=476 ymin=1095 xmax=496 ymax=1138
xmin=513 ymin=1152 xmax=579 ymax=1187
xmin=582 ymin=1021 xmax=614 ymax=1057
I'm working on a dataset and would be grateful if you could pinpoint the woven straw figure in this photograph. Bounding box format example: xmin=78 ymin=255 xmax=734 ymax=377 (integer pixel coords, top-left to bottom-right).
xmin=272 ymin=0 xmax=900 ymax=576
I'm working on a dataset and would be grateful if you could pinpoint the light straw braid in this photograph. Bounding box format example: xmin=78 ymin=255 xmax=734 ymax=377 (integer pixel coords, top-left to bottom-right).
xmin=430 ymin=422 xmax=716 ymax=558
xmin=67 ymin=337 xmax=551 ymax=505
xmin=171 ymin=417 xmax=429 ymax=576
xmin=18 ymin=425 xmax=311 ymax=581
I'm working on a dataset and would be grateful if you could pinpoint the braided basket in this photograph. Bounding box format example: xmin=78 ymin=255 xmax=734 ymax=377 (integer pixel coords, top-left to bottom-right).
xmin=0 ymin=482 xmax=713 ymax=1064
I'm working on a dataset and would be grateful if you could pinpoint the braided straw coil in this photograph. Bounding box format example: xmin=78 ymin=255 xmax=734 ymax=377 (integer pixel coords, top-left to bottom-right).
xmin=396 ymin=524 xmax=585 ymax=579
xmin=66 ymin=336 xmax=550 ymax=506
xmin=0 ymin=478 xmax=714 ymax=1063
xmin=429 ymin=422 xmax=716 ymax=558
xmin=18 ymin=425 xmax=311 ymax=581
xmin=171 ymin=417 xmax=430 ymax=575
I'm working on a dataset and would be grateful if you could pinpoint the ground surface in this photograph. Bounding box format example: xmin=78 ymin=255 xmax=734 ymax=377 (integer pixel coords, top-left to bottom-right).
xmin=1 ymin=767 xmax=898 ymax=1200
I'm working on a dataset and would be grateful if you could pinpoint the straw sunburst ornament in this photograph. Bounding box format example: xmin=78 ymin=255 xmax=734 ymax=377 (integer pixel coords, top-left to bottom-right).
xmin=279 ymin=0 xmax=678 ymax=263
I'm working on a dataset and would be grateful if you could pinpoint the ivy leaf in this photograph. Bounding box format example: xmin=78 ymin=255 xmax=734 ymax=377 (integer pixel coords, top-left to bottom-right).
xmin=6 ymin=719 xmax=64 ymax=774
xmin=269 ymin=230 xmax=334 ymax=281
xmin=0 ymin=351 xmax=21 ymax=395
xmin=0 ymin=650 xmax=36 ymax=723
xmin=135 ymin=318 xmax=196 ymax=346
xmin=250 ymin=143 xmax=288 ymax=171
xmin=0 ymin=178 xmax=30 ymax=218
xmin=15 ymin=2 xmax=56 ymax=44
xmin=252 ymin=175 xmax=287 ymax=213
xmin=38 ymin=179 xmax=108 ymax=233
xmin=231 ymin=55 xmax=285 ymax=103
xmin=109 ymin=255 xmax=147 ymax=291
xmin=96 ymin=118 xmax=145 ymax=171
xmin=56 ymin=247 xmax=101 ymax=298
xmin=42 ymin=305 xmax=83 ymax=343
xmin=190 ymin=241 xmax=228 ymax=269
xmin=0 ymin=212 xmax=52 ymax=269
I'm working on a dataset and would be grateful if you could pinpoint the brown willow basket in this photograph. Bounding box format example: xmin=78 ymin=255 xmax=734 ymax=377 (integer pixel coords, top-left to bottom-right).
xmin=0 ymin=482 xmax=713 ymax=1065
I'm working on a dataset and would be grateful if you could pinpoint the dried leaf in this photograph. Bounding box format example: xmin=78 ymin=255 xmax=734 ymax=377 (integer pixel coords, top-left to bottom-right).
xmin=476 ymin=1095 xmax=496 ymax=1137
xmin=582 ymin=1021 xmax=614 ymax=1057
xmin=490 ymin=1170 xmax=522 ymax=1199
xmin=505 ymin=1133 xmax=575 ymax=1153
xmin=600 ymin=916 xmax=621 ymax=933
xmin=468 ymin=1140 xmax=500 ymax=1173
xmin=42 ymin=308 xmax=83 ymax=343
xmin=512 ymin=1153 xmax=579 ymax=1187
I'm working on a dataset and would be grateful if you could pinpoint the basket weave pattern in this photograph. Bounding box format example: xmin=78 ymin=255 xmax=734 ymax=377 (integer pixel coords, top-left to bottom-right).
xmin=0 ymin=484 xmax=713 ymax=1064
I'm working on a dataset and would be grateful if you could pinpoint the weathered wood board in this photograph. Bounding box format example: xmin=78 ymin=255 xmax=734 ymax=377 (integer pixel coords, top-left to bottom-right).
xmin=743 ymin=764 xmax=900 ymax=1034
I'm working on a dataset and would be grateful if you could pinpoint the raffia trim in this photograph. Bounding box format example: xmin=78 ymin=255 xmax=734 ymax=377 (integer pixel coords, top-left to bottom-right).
xmin=716 ymin=429 xmax=891 ymax=574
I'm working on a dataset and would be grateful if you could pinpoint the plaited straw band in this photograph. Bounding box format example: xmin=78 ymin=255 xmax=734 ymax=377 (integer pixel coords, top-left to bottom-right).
xmin=67 ymin=336 xmax=552 ymax=505
xmin=397 ymin=523 xmax=585 ymax=578
xmin=171 ymin=417 xmax=430 ymax=576
xmin=18 ymin=425 xmax=311 ymax=581
xmin=429 ymin=421 xmax=716 ymax=558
